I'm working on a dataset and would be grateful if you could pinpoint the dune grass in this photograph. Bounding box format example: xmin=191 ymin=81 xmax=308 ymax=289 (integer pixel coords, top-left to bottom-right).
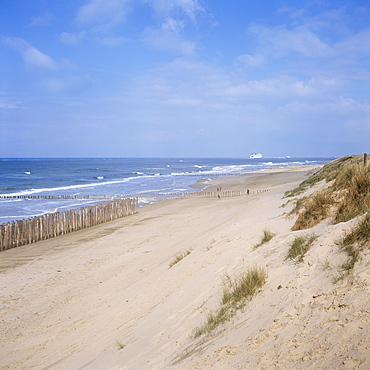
xmin=336 ymin=213 xmax=370 ymax=278
xmin=193 ymin=306 xmax=232 ymax=338
xmin=287 ymin=156 xmax=370 ymax=231
xmin=333 ymin=163 xmax=370 ymax=223
xmin=193 ymin=266 xmax=266 ymax=338
xmin=286 ymin=234 xmax=317 ymax=262
xmin=221 ymin=267 xmax=267 ymax=305
xmin=291 ymin=190 xmax=333 ymax=230
xmin=284 ymin=155 xmax=363 ymax=198
xmin=254 ymin=229 xmax=276 ymax=248
xmin=287 ymin=156 xmax=370 ymax=275
xmin=169 ymin=250 xmax=192 ymax=268
xmin=287 ymin=197 xmax=307 ymax=216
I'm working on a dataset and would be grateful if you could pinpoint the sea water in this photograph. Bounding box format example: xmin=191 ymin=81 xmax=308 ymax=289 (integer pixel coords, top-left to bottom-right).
xmin=0 ymin=157 xmax=333 ymax=224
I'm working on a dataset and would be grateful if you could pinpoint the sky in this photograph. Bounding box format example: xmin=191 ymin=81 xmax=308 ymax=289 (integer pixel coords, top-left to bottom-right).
xmin=1 ymin=0 xmax=370 ymax=158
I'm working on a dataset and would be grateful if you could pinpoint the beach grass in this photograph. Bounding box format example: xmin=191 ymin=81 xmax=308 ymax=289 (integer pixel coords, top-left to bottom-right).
xmin=193 ymin=306 xmax=232 ymax=338
xmin=335 ymin=213 xmax=370 ymax=279
xmin=193 ymin=266 xmax=266 ymax=338
xmin=221 ymin=267 xmax=267 ymax=305
xmin=254 ymin=229 xmax=276 ymax=248
xmin=284 ymin=155 xmax=364 ymax=198
xmin=288 ymin=156 xmax=370 ymax=230
xmin=287 ymin=197 xmax=307 ymax=215
xmin=286 ymin=155 xmax=370 ymax=279
xmin=169 ymin=250 xmax=192 ymax=268
xmin=286 ymin=234 xmax=317 ymax=262
xmin=291 ymin=190 xmax=333 ymax=230
xmin=333 ymin=162 xmax=370 ymax=223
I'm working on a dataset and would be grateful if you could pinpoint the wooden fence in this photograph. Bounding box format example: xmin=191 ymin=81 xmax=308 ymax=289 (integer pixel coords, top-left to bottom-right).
xmin=0 ymin=198 xmax=138 ymax=252
xmin=137 ymin=188 xmax=269 ymax=202
xmin=182 ymin=189 xmax=269 ymax=198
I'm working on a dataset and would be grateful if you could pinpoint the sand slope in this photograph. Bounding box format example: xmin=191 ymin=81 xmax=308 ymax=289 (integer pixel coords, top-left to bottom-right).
xmin=1 ymin=166 xmax=369 ymax=369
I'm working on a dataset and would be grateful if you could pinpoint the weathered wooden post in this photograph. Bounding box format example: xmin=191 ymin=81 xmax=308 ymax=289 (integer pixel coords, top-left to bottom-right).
xmin=364 ymin=153 xmax=368 ymax=165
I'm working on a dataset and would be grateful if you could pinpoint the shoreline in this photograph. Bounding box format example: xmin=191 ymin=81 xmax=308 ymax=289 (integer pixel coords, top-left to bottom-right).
xmin=0 ymin=164 xmax=323 ymax=228
xmin=190 ymin=163 xmax=322 ymax=191
xmin=2 ymin=163 xmax=368 ymax=370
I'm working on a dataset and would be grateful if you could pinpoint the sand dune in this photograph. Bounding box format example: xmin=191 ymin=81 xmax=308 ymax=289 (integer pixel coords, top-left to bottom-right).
xmin=1 ymin=165 xmax=369 ymax=369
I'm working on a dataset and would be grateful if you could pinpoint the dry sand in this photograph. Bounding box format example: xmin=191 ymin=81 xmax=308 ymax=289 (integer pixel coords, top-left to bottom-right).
xmin=1 ymin=165 xmax=369 ymax=369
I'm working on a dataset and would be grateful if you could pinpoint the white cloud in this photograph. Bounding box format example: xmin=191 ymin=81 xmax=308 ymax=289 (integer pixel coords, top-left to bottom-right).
xmin=76 ymin=0 xmax=131 ymax=28
xmin=277 ymin=5 xmax=308 ymax=19
xmin=165 ymin=98 xmax=202 ymax=106
xmin=223 ymin=77 xmax=295 ymax=99
xmin=235 ymin=54 xmax=265 ymax=68
xmin=277 ymin=97 xmax=370 ymax=137
xmin=2 ymin=37 xmax=57 ymax=69
xmin=60 ymin=31 xmax=87 ymax=45
xmin=220 ymin=76 xmax=344 ymax=104
xmin=29 ymin=12 xmax=54 ymax=27
xmin=163 ymin=17 xmax=184 ymax=32
xmin=67 ymin=0 xmax=206 ymax=52
xmin=334 ymin=28 xmax=370 ymax=57
xmin=22 ymin=47 xmax=57 ymax=69
xmin=146 ymin=0 xmax=205 ymax=23
xmin=143 ymin=17 xmax=196 ymax=55
xmin=248 ymin=24 xmax=333 ymax=58
xmin=97 ymin=36 xmax=130 ymax=46
xmin=0 ymin=102 xmax=24 ymax=109
xmin=128 ymin=57 xmax=346 ymax=117
xmin=38 ymin=76 xmax=91 ymax=93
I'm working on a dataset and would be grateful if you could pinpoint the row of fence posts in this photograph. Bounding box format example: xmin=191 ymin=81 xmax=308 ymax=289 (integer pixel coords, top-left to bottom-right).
xmin=0 ymin=194 xmax=123 ymax=200
xmin=0 ymin=188 xmax=270 ymax=252
xmin=183 ymin=190 xmax=244 ymax=198
xmin=0 ymin=198 xmax=138 ymax=252
xmin=138 ymin=189 xmax=270 ymax=202
xmin=0 ymin=189 xmax=269 ymax=201
xmin=136 ymin=190 xmax=246 ymax=202
xmin=181 ymin=189 xmax=270 ymax=198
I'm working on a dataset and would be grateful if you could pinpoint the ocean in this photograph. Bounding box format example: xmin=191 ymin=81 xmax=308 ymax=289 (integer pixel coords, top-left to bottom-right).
xmin=0 ymin=157 xmax=333 ymax=224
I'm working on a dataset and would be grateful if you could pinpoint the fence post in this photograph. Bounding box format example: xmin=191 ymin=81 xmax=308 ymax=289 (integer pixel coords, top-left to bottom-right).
xmin=0 ymin=198 xmax=139 ymax=252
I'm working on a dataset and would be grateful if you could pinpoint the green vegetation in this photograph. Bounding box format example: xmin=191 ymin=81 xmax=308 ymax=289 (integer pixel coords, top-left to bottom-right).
xmin=193 ymin=266 xmax=266 ymax=338
xmin=169 ymin=250 xmax=192 ymax=268
xmin=333 ymin=162 xmax=370 ymax=223
xmin=287 ymin=197 xmax=307 ymax=215
xmin=337 ymin=213 xmax=370 ymax=279
xmin=286 ymin=234 xmax=317 ymax=262
xmin=287 ymin=155 xmax=370 ymax=230
xmin=254 ymin=229 xmax=276 ymax=248
xmin=193 ymin=306 xmax=231 ymax=338
xmin=291 ymin=190 xmax=333 ymax=230
xmin=221 ymin=267 xmax=267 ymax=305
xmin=284 ymin=155 xmax=364 ymax=198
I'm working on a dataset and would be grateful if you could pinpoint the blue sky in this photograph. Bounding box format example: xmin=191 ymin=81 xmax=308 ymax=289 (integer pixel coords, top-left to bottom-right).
xmin=1 ymin=0 xmax=369 ymax=158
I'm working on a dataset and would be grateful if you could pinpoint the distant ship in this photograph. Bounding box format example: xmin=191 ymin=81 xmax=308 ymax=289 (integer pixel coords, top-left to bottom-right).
xmin=250 ymin=153 xmax=262 ymax=159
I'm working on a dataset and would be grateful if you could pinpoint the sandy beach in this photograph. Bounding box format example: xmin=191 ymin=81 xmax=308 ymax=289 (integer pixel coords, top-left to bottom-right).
xmin=1 ymin=165 xmax=369 ymax=369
